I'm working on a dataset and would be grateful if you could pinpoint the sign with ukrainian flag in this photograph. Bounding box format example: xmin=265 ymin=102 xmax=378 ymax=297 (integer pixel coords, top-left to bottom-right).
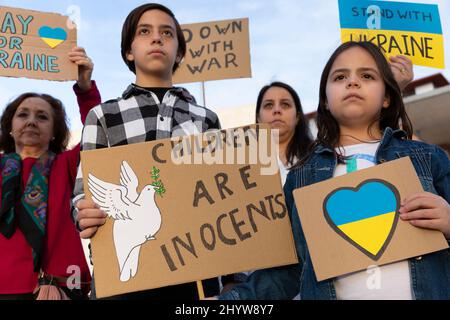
xmin=293 ymin=157 xmax=449 ymax=281
xmin=338 ymin=0 xmax=445 ymax=69
xmin=0 ymin=6 xmax=77 ymax=81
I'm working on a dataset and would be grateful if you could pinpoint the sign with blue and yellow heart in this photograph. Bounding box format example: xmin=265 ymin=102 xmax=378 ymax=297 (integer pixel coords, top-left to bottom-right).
xmin=0 ymin=6 xmax=77 ymax=81
xmin=324 ymin=179 xmax=400 ymax=260
xmin=293 ymin=157 xmax=449 ymax=281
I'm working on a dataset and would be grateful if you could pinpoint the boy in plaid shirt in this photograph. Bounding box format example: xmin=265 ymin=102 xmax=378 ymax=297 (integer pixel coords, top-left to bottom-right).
xmin=72 ymin=3 xmax=225 ymax=299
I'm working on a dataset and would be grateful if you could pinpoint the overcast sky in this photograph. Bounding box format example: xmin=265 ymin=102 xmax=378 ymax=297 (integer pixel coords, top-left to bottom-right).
xmin=1 ymin=0 xmax=449 ymax=132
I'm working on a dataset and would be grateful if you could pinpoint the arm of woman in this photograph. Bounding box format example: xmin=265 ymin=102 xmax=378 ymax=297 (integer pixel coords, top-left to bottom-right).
xmin=66 ymin=47 xmax=101 ymax=179
xmin=74 ymin=81 xmax=101 ymax=126
xmin=69 ymin=47 xmax=101 ymax=125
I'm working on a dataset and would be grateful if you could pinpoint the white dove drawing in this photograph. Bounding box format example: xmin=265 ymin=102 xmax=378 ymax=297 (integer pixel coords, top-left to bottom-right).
xmin=88 ymin=161 xmax=162 ymax=282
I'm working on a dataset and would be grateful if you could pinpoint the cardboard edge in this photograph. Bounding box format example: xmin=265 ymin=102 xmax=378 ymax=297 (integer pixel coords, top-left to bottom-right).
xmin=1 ymin=5 xmax=73 ymax=20
xmin=95 ymin=254 xmax=300 ymax=299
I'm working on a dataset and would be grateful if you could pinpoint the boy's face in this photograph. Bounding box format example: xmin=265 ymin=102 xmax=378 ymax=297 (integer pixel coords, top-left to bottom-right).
xmin=126 ymin=9 xmax=180 ymax=78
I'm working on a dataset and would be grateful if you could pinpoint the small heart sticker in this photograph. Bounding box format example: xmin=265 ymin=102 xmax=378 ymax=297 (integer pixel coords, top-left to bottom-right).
xmin=38 ymin=26 xmax=67 ymax=49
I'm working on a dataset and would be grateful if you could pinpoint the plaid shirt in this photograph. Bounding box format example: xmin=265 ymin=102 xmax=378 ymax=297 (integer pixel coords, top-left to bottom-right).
xmin=72 ymin=84 xmax=221 ymax=221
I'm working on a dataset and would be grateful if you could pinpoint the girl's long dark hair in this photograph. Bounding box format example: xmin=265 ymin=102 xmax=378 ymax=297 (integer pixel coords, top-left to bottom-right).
xmin=256 ymin=81 xmax=313 ymax=168
xmin=313 ymin=41 xmax=413 ymax=162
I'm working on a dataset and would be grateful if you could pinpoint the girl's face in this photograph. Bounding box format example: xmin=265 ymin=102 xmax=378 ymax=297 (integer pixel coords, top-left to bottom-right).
xmin=325 ymin=46 xmax=390 ymax=129
xmin=257 ymin=86 xmax=298 ymax=141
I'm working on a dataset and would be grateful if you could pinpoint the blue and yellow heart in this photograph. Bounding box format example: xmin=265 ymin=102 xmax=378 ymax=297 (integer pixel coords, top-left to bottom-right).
xmin=38 ymin=26 xmax=67 ymax=49
xmin=324 ymin=180 xmax=400 ymax=260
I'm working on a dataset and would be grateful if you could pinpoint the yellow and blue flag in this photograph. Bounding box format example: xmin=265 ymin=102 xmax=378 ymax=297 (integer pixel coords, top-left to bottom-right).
xmin=338 ymin=0 xmax=444 ymax=69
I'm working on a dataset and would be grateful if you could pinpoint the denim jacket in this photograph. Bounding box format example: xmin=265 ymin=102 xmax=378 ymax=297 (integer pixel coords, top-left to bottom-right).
xmin=220 ymin=128 xmax=450 ymax=300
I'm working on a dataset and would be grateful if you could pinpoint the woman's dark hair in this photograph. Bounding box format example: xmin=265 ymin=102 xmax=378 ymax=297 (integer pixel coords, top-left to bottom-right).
xmin=256 ymin=81 xmax=313 ymax=168
xmin=0 ymin=93 xmax=69 ymax=154
xmin=315 ymin=41 xmax=413 ymax=161
xmin=121 ymin=3 xmax=186 ymax=74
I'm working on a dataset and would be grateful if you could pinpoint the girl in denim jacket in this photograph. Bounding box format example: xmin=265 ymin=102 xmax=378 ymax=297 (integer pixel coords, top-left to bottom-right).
xmin=219 ymin=41 xmax=450 ymax=300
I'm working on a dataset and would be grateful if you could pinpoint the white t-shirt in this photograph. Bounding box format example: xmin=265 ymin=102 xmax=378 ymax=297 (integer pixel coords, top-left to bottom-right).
xmin=332 ymin=143 xmax=413 ymax=300
xmin=278 ymin=156 xmax=290 ymax=186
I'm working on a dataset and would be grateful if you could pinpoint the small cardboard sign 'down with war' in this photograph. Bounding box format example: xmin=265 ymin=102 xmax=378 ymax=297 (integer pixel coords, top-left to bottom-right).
xmin=338 ymin=0 xmax=445 ymax=68
xmin=173 ymin=18 xmax=252 ymax=84
xmin=294 ymin=157 xmax=449 ymax=281
xmin=81 ymin=125 xmax=298 ymax=298
xmin=0 ymin=6 xmax=77 ymax=81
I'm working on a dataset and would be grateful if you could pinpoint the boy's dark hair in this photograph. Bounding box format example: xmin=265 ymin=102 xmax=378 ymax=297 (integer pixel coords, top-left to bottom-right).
xmin=256 ymin=81 xmax=313 ymax=168
xmin=0 ymin=93 xmax=69 ymax=154
xmin=121 ymin=3 xmax=186 ymax=74
xmin=313 ymin=41 xmax=413 ymax=163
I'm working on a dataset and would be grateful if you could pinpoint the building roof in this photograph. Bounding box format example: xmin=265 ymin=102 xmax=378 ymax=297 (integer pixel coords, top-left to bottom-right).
xmin=403 ymin=73 xmax=449 ymax=97
xmin=404 ymin=84 xmax=450 ymax=147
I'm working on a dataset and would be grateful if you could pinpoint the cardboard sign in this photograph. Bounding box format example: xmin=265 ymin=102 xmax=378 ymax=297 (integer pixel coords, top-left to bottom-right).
xmin=293 ymin=157 xmax=448 ymax=281
xmin=81 ymin=125 xmax=298 ymax=298
xmin=0 ymin=6 xmax=77 ymax=81
xmin=173 ymin=18 xmax=252 ymax=84
xmin=338 ymin=0 xmax=445 ymax=69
